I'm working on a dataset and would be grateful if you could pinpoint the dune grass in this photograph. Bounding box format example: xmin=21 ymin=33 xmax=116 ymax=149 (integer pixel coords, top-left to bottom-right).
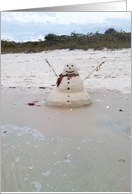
xmin=1 ymin=30 xmax=131 ymax=54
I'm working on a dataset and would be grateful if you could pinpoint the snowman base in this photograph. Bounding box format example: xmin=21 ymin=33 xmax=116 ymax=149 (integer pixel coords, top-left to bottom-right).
xmin=46 ymin=90 xmax=92 ymax=107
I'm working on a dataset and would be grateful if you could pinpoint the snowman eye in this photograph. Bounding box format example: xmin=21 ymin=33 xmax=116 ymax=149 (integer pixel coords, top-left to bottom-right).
xmin=71 ymin=65 xmax=74 ymax=67
xmin=67 ymin=65 xmax=69 ymax=67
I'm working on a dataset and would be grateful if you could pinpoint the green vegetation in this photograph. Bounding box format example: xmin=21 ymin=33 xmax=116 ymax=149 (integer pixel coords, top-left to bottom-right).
xmin=1 ymin=28 xmax=131 ymax=54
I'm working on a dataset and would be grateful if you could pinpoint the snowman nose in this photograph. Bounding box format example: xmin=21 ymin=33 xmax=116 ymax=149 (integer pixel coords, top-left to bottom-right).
xmin=69 ymin=67 xmax=71 ymax=69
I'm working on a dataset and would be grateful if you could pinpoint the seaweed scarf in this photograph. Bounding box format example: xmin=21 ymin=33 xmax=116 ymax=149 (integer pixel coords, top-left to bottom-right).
xmin=56 ymin=73 xmax=79 ymax=87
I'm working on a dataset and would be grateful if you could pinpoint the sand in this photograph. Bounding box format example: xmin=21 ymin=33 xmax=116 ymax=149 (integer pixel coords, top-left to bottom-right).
xmin=1 ymin=48 xmax=131 ymax=93
xmin=1 ymin=49 xmax=131 ymax=192
xmin=1 ymin=87 xmax=131 ymax=192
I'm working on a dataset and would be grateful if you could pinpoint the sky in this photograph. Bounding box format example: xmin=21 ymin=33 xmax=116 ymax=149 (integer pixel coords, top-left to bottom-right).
xmin=1 ymin=12 xmax=131 ymax=42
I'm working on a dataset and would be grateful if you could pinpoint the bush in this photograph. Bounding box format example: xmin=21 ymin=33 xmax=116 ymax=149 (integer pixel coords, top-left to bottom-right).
xmin=1 ymin=29 xmax=131 ymax=54
xmin=44 ymin=33 xmax=57 ymax=43
xmin=69 ymin=44 xmax=77 ymax=50
xmin=105 ymin=28 xmax=116 ymax=35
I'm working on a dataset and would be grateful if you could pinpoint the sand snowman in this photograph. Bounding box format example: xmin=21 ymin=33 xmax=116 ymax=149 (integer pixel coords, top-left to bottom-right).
xmin=46 ymin=63 xmax=92 ymax=107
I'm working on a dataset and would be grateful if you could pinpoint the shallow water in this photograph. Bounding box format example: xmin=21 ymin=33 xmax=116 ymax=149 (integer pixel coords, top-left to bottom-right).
xmin=1 ymin=88 xmax=131 ymax=192
xmin=1 ymin=122 xmax=131 ymax=192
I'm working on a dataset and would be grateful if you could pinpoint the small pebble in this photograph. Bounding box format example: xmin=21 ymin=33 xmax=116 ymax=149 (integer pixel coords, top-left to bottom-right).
xmin=29 ymin=167 xmax=33 ymax=170
xmin=70 ymin=109 xmax=72 ymax=111
xmin=106 ymin=106 xmax=109 ymax=108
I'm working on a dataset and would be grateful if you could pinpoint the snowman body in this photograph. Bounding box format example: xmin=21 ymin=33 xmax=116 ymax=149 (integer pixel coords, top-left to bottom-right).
xmin=46 ymin=64 xmax=92 ymax=107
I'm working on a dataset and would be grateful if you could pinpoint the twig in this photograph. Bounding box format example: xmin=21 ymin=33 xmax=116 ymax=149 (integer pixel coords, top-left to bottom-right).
xmin=83 ymin=61 xmax=105 ymax=81
xmin=45 ymin=59 xmax=58 ymax=78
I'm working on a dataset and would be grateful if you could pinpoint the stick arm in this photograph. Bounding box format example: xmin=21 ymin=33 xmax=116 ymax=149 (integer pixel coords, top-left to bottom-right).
xmin=83 ymin=61 xmax=105 ymax=81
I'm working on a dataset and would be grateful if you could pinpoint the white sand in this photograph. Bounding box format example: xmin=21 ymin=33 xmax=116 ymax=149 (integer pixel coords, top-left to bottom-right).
xmin=1 ymin=48 xmax=131 ymax=192
xmin=1 ymin=48 xmax=131 ymax=93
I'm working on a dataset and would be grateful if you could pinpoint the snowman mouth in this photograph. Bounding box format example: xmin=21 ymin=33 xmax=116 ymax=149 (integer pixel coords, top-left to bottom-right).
xmin=66 ymin=71 xmax=74 ymax=73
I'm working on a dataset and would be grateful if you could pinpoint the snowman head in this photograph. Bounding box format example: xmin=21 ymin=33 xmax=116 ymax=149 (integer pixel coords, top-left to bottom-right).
xmin=62 ymin=64 xmax=78 ymax=75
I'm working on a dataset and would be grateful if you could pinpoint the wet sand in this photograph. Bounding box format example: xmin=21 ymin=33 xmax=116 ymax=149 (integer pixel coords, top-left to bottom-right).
xmin=1 ymin=87 xmax=131 ymax=192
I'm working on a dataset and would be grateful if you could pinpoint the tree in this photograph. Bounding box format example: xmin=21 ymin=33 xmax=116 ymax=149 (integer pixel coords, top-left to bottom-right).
xmin=44 ymin=33 xmax=57 ymax=43
xmin=105 ymin=28 xmax=116 ymax=35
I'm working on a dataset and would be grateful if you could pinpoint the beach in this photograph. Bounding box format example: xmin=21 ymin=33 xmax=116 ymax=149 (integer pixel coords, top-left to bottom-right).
xmin=1 ymin=48 xmax=131 ymax=192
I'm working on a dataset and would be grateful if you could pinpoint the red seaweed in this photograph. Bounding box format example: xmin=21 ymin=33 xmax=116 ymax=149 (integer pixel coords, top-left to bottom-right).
xmin=27 ymin=100 xmax=42 ymax=107
xmin=39 ymin=87 xmax=46 ymax=89
xmin=28 ymin=103 xmax=35 ymax=106
xmin=118 ymin=159 xmax=125 ymax=162
xmin=9 ymin=87 xmax=16 ymax=88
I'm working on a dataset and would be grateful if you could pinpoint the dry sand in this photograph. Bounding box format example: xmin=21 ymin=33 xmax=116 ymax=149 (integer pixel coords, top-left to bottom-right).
xmin=1 ymin=48 xmax=131 ymax=93
xmin=1 ymin=87 xmax=131 ymax=192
